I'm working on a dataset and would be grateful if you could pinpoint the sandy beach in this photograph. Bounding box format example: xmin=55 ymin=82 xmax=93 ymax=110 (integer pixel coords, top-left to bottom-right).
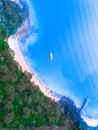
xmin=8 ymin=0 xmax=59 ymax=101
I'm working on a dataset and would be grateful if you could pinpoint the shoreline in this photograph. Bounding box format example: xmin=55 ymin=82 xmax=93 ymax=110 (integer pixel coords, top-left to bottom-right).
xmin=7 ymin=0 xmax=98 ymax=127
xmin=8 ymin=0 xmax=59 ymax=101
xmin=8 ymin=27 xmax=59 ymax=102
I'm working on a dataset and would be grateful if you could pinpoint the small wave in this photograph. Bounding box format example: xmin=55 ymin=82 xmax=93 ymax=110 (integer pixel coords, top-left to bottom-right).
xmin=81 ymin=115 xmax=98 ymax=127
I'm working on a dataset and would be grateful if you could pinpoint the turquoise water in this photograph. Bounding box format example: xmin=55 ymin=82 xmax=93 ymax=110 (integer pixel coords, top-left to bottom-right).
xmin=21 ymin=0 xmax=98 ymax=120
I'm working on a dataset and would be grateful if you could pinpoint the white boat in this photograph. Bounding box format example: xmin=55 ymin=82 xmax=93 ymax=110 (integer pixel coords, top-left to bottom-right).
xmin=49 ymin=52 xmax=53 ymax=60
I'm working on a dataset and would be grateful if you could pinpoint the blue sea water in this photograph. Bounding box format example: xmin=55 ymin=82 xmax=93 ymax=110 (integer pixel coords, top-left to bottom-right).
xmin=20 ymin=0 xmax=98 ymax=120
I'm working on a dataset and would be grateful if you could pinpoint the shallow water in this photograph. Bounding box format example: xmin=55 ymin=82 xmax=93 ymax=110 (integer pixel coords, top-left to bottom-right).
xmin=20 ymin=0 xmax=98 ymax=120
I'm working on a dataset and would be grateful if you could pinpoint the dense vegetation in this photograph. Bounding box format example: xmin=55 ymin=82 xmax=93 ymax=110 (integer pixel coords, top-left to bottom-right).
xmin=0 ymin=40 xmax=89 ymax=129
xmin=0 ymin=0 xmax=97 ymax=129
xmin=0 ymin=0 xmax=27 ymax=40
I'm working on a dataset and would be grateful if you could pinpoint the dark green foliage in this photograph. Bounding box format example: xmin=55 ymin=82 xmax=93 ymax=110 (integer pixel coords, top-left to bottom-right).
xmin=0 ymin=40 xmax=89 ymax=130
xmin=0 ymin=39 xmax=61 ymax=128
xmin=0 ymin=0 xmax=94 ymax=130
xmin=0 ymin=0 xmax=27 ymax=40
xmin=0 ymin=40 xmax=9 ymax=52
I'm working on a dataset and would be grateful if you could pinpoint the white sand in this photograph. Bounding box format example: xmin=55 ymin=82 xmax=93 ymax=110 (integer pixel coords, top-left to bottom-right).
xmin=8 ymin=29 xmax=58 ymax=102
xmin=6 ymin=1 xmax=98 ymax=127
xmin=7 ymin=0 xmax=59 ymax=101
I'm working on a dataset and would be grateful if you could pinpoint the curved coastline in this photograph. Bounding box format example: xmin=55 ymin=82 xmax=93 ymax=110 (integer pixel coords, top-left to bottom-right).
xmin=8 ymin=0 xmax=98 ymax=127
xmin=8 ymin=0 xmax=59 ymax=101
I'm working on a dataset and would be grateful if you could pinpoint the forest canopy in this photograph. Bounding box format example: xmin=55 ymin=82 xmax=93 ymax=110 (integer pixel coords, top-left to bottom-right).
xmin=0 ymin=0 xmax=27 ymax=40
xmin=0 ymin=0 xmax=97 ymax=129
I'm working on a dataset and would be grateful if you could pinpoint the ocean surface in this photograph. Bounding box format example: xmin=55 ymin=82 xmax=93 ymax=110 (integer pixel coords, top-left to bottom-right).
xmin=20 ymin=0 xmax=98 ymax=122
